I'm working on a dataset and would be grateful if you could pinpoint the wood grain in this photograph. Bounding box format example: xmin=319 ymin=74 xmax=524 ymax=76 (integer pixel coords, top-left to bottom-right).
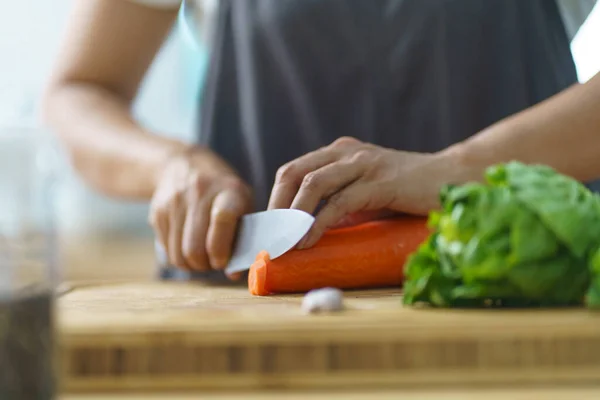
xmin=59 ymin=281 xmax=600 ymax=392
xmin=62 ymin=386 xmax=600 ymax=400
xmin=60 ymin=234 xmax=156 ymax=281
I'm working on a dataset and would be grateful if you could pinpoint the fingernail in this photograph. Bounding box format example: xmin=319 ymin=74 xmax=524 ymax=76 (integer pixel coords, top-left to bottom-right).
xmin=211 ymin=258 xmax=228 ymax=269
xmin=297 ymin=236 xmax=309 ymax=249
xmin=227 ymin=272 xmax=242 ymax=281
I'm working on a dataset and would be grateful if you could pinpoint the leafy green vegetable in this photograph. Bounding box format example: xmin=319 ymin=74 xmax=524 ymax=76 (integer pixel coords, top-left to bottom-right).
xmin=587 ymin=248 xmax=600 ymax=309
xmin=403 ymin=161 xmax=600 ymax=309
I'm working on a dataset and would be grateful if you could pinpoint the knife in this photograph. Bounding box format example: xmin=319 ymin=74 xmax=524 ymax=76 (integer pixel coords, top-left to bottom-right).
xmin=225 ymin=209 xmax=315 ymax=274
xmin=154 ymin=209 xmax=315 ymax=276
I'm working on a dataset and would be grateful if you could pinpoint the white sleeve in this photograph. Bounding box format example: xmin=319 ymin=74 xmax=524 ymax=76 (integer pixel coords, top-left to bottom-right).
xmin=556 ymin=0 xmax=597 ymax=41
xmin=127 ymin=0 xmax=182 ymax=9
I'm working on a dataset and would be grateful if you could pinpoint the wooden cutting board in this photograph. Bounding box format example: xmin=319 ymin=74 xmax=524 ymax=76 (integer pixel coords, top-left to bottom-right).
xmin=61 ymin=386 xmax=600 ymax=400
xmin=58 ymin=281 xmax=600 ymax=393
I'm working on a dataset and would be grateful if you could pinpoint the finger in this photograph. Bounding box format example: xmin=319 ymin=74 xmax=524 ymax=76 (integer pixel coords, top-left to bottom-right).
xmin=268 ymin=137 xmax=362 ymax=211
xmin=148 ymin=208 xmax=169 ymax=257
xmin=268 ymin=138 xmax=364 ymax=210
xmin=181 ymin=197 xmax=212 ymax=272
xmin=167 ymin=198 xmax=190 ymax=269
xmin=290 ymin=159 xmax=363 ymax=215
xmin=330 ymin=209 xmax=397 ymax=229
xmin=298 ymin=182 xmax=372 ymax=249
xmin=268 ymin=150 xmax=338 ymax=210
xmin=226 ymin=271 xmax=243 ymax=281
xmin=206 ymin=185 xmax=251 ymax=269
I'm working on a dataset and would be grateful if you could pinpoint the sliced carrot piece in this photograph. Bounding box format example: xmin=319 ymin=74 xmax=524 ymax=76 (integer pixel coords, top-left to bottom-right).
xmin=248 ymin=216 xmax=429 ymax=296
xmin=248 ymin=251 xmax=270 ymax=296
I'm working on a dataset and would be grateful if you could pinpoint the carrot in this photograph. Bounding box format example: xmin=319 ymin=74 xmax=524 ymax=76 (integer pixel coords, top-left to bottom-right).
xmin=248 ymin=216 xmax=430 ymax=296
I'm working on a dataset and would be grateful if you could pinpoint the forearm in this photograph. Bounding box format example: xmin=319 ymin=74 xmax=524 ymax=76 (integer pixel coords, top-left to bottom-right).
xmin=445 ymin=73 xmax=600 ymax=183
xmin=44 ymin=82 xmax=188 ymax=200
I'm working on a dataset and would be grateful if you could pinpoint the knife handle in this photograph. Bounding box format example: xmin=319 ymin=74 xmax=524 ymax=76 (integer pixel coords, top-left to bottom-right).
xmin=154 ymin=239 xmax=241 ymax=283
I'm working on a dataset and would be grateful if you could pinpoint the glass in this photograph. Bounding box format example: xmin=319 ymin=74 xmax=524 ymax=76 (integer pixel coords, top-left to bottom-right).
xmin=0 ymin=126 xmax=59 ymax=399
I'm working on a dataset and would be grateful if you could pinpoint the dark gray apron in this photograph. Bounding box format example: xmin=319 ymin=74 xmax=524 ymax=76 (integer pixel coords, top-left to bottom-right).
xmin=159 ymin=0 xmax=579 ymax=280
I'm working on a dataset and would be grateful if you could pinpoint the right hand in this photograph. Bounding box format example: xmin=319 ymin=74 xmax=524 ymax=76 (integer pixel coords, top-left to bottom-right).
xmin=149 ymin=146 xmax=253 ymax=274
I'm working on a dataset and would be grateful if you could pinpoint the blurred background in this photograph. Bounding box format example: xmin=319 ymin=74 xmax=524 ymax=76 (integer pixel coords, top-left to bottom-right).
xmin=0 ymin=0 xmax=208 ymax=242
xmin=0 ymin=0 xmax=599 ymax=241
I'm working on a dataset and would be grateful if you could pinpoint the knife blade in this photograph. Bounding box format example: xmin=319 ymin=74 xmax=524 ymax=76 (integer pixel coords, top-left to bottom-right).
xmin=225 ymin=209 xmax=315 ymax=274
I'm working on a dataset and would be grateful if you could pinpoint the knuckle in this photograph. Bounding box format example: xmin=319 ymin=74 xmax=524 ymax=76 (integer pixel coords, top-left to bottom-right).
xmin=350 ymin=149 xmax=373 ymax=164
xmin=169 ymin=194 xmax=186 ymax=211
xmin=152 ymin=189 xmax=178 ymax=210
xmin=148 ymin=205 xmax=168 ymax=226
xmin=302 ymin=171 xmax=323 ymax=192
xmin=148 ymin=219 xmax=162 ymax=235
xmin=221 ymin=176 xmax=249 ymax=194
xmin=275 ymin=163 xmax=298 ymax=183
xmin=332 ymin=136 xmax=361 ymax=148
xmin=161 ymin=190 xmax=184 ymax=208
xmin=191 ymin=174 xmax=212 ymax=193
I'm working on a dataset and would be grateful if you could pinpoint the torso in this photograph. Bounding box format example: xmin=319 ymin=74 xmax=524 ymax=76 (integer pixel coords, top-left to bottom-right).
xmin=198 ymin=0 xmax=579 ymax=210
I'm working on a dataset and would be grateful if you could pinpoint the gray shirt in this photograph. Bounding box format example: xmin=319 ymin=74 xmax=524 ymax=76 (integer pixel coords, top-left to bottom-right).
xmin=134 ymin=0 xmax=596 ymax=209
xmin=198 ymin=0 xmax=584 ymax=209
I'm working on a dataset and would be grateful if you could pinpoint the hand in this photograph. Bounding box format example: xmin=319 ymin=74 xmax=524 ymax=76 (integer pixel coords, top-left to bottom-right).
xmin=149 ymin=146 xmax=253 ymax=274
xmin=268 ymin=137 xmax=455 ymax=248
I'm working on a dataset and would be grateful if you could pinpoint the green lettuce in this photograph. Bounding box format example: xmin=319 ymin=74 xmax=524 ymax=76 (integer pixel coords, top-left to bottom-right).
xmin=403 ymin=162 xmax=600 ymax=309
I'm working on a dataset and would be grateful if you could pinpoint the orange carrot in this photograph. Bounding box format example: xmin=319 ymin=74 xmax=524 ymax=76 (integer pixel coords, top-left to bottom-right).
xmin=248 ymin=216 xmax=430 ymax=296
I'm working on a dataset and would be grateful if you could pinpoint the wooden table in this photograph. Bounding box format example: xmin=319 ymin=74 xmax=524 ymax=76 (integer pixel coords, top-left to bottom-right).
xmin=58 ymin=234 xmax=600 ymax=397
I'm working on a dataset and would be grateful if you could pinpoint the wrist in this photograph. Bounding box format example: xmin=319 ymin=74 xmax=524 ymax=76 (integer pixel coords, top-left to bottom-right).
xmin=434 ymin=142 xmax=487 ymax=186
xmin=151 ymin=139 xmax=191 ymax=187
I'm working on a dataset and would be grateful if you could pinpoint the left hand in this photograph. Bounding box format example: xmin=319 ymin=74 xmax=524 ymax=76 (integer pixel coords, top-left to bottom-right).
xmin=268 ymin=137 xmax=456 ymax=248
